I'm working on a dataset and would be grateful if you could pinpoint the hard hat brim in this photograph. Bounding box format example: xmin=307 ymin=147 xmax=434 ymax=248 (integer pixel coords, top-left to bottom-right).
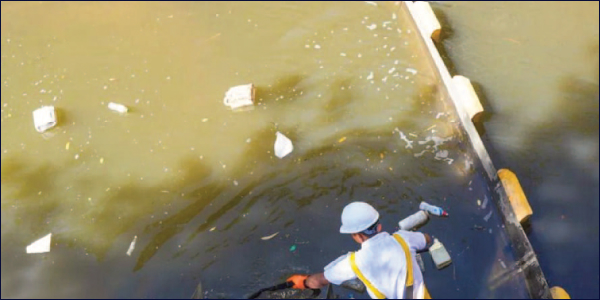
xmin=339 ymin=215 xmax=379 ymax=234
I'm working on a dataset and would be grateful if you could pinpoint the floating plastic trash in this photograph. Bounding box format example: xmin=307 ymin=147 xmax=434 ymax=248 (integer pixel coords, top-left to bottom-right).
xmin=108 ymin=102 xmax=128 ymax=114
xmin=289 ymin=245 xmax=297 ymax=252
xmin=274 ymin=132 xmax=293 ymax=159
xmin=223 ymin=84 xmax=255 ymax=110
xmin=26 ymin=233 xmax=52 ymax=254
xmin=419 ymin=201 xmax=448 ymax=217
xmin=32 ymin=106 xmax=57 ymax=133
xmin=429 ymin=238 xmax=452 ymax=269
xmin=399 ymin=211 xmax=429 ymax=231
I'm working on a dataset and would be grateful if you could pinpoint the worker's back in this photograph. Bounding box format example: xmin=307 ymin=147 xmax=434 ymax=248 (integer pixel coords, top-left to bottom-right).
xmin=324 ymin=230 xmax=427 ymax=299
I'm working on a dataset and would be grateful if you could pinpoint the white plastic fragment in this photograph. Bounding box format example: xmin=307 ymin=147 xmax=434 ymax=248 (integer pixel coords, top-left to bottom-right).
xmin=223 ymin=84 xmax=255 ymax=110
xmin=108 ymin=102 xmax=128 ymax=114
xmin=261 ymin=232 xmax=279 ymax=241
xmin=366 ymin=72 xmax=374 ymax=80
xmin=365 ymin=1 xmax=377 ymax=6
xmin=366 ymin=24 xmax=377 ymax=30
xmin=32 ymin=106 xmax=57 ymax=133
xmin=26 ymin=233 xmax=52 ymax=254
xmin=126 ymin=236 xmax=137 ymax=256
xmin=274 ymin=132 xmax=293 ymax=159
xmin=397 ymin=130 xmax=413 ymax=149
xmin=482 ymin=196 xmax=489 ymax=209
xmin=406 ymin=68 xmax=418 ymax=75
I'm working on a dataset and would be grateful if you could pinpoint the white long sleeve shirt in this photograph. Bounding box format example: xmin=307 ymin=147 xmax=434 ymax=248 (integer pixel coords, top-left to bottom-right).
xmin=323 ymin=231 xmax=427 ymax=299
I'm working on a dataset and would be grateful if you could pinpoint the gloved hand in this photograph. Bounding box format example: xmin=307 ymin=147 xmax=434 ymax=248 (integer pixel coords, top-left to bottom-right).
xmin=286 ymin=274 xmax=309 ymax=289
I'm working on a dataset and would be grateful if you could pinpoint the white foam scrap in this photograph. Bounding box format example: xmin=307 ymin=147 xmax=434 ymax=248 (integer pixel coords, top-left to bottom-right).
xmin=406 ymin=68 xmax=418 ymax=75
xmin=435 ymin=150 xmax=449 ymax=159
xmin=314 ymin=44 xmax=321 ymax=49
xmin=435 ymin=112 xmax=445 ymax=119
xmin=274 ymin=132 xmax=293 ymax=159
xmin=392 ymin=13 xmax=397 ymax=20
xmin=367 ymin=24 xmax=377 ymax=30
xmin=108 ymin=102 xmax=128 ymax=114
xmin=382 ymin=76 xmax=388 ymax=83
xmin=414 ymin=150 xmax=428 ymax=157
xmin=32 ymin=106 xmax=57 ymax=133
xmin=366 ymin=72 xmax=374 ymax=80
xmin=26 ymin=233 xmax=52 ymax=254
xmin=223 ymin=84 xmax=255 ymax=110
xmin=398 ymin=131 xmax=413 ymax=149
xmin=365 ymin=1 xmax=377 ymax=6
xmin=388 ymin=67 xmax=396 ymax=74
xmin=126 ymin=236 xmax=137 ymax=256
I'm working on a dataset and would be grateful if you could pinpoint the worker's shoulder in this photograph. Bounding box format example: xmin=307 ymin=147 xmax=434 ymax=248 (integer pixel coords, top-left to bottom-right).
xmin=393 ymin=229 xmax=426 ymax=241
xmin=324 ymin=252 xmax=351 ymax=270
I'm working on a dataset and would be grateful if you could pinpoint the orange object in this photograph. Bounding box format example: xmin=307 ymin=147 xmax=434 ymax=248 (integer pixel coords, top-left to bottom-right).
xmin=498 ymin=169 xmax=533 ymax=225
xmin=287 ymin=274 xmax=309 ymax=289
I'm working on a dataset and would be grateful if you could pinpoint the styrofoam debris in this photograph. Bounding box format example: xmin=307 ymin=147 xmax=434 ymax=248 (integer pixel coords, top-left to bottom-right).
xmin=32 ymin=106 xmax=57 ymax=133
xmin=108 ymin=102 xmax=128 ymax=114
xmin=274 ymin=132 xmax=293 ymax=159
xmin=366 ymin=24 xmax=377 ymax=30
xmin=365 ymin=1 xmax=377 ymax=6
xmin=223 ymin=84 xmax=255 ymax=110
xmin=26 ymin=233 xmax=52 ymax=254
xmin=435 ymin=150 xmax=449 ymax=159
xmin=406 ymin=68 xmax=418 ymax=75
xmin=261 ymin=232 xmax=279 ymax=241
xmin=366 ymin=72 xmax=374 ymax=80
xmin=126 ymin=236 xmax=137 ymax=256
xmin=397 ymin=130 xmax=413 ymax=149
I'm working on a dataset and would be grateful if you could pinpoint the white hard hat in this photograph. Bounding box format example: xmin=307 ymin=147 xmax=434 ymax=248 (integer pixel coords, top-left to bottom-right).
xmin=340 ymin=202 xmax=380 ymax=234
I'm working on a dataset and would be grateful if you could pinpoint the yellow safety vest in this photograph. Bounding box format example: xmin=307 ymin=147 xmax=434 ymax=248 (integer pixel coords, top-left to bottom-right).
xmin=349 ymin=233 xmax=432 ymax=299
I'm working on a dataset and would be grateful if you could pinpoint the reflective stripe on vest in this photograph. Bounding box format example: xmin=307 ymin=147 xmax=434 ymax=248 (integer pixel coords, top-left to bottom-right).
xmin=348 ymin=233 xmax=414 ymax=299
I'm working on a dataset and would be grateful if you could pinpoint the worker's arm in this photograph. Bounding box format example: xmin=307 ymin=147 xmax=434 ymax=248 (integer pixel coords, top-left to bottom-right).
xmin=306 ymin=273 xmax=330 ymax=289
xmin=287 ymin=273 xmax=329 ymax=289
xmin=423 ymin=233 xmax=433 ymax=247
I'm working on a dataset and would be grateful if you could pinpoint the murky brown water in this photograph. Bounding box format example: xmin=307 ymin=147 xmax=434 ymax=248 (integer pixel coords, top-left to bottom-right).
xmin=3 ymin=1 xmax=594 ymax=299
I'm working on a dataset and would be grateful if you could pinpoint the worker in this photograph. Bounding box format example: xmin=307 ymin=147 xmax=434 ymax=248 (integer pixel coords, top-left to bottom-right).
xmin=287 ymin=202 xmax=433 ymax=299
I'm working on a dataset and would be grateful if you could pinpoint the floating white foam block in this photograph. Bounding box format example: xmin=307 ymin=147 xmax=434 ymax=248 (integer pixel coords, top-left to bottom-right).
xmin=108 ymin=102 xmax=128 ymax=114
xmin=223 ymin=84 xmax=255 ymax=110
xmin=274 ymin=131 xmax=293 ymax=159
xmin=26 ymin=233 xmax=52 ymax=254
xmin=32 ymin=106 xmax=57 ymax=133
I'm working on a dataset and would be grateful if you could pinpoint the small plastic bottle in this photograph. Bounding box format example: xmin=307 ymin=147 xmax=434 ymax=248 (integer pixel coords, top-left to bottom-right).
xmin=399 ymin=211 xmax=429 ymax=231
xmin=419 ymin=201 xmax=448 ymax=217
